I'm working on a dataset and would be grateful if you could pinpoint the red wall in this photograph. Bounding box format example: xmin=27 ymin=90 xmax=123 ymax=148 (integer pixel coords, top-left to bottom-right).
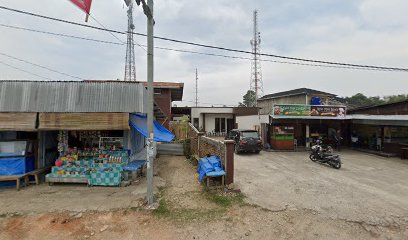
xmin=154 ymin=89 xmax=172 ymax=127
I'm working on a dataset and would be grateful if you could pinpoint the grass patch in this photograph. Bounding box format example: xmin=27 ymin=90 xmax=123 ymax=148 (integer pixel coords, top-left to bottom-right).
xmin=152 ymin=197 xmax=227 ymax=222
xmin=0 ymin=212 xmax=22 ymax=218
xmin=153 ymin=198 xmax=171 ymax=217
xmin=205 ymin=191 xmax=246 ymax=208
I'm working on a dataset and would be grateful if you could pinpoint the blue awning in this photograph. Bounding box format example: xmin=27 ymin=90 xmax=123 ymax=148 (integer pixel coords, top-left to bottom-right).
xmin=129 ymin=113 xmax=175 ymax=142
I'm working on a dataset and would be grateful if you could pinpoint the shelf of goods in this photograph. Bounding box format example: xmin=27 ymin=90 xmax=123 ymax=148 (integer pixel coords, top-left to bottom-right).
xmin=46 ymin=150 xmax=129 ymax=187
xmin=271 ymin=126 xmax=295 ymax=150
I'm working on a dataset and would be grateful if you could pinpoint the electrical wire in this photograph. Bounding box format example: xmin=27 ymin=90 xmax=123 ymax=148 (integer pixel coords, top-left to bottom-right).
xmin=88 ymin=14 xmax=147 ymax=52
xmin=0 ymin=23 xmax=123 ymax=45
xmin=181 ymin=100 xmax=237 ymax=107
xmin=0 ymin=23 xmax=400 ymax=72
xmin=0 ymin=51 xmax=83 ymax=80
xmin=0 ymin=60 xmax=55 ymax=81
xmin=1 ymin=5 xmax=407 ymax=72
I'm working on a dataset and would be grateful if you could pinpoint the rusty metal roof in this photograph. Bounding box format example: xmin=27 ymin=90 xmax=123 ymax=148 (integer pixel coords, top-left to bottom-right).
xmin=0 ymin=80 xmax=146 ymax=113
xmin=141 ymin=81 xmax=184 ymax=101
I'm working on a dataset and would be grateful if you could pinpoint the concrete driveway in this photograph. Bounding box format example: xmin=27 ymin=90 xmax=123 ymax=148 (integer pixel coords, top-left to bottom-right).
xmin=235 ymin=150 xmax=408 ymax=226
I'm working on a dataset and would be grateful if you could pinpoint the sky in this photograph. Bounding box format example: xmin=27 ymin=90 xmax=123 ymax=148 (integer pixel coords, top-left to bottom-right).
xmin=0 ymin=0 xmax=407 ymax=107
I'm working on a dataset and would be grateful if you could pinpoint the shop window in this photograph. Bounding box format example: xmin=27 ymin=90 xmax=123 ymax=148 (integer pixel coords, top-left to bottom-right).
xmin=193 ymin=118 xmax=199 ymax=129
xmin=385 ymin=127 xmax=408 ymax=144
xmin=214 ymin=118 xmax=226 ymax=133
xmin=215 ymin=118 xmax=220 ymax=132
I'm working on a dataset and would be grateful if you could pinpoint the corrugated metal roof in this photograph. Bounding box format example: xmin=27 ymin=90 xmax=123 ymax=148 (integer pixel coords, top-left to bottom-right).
xmin=0 ymin=81 xmax=146 ymax=113
xmin=259 ymin=88 xmax=336 ymax=101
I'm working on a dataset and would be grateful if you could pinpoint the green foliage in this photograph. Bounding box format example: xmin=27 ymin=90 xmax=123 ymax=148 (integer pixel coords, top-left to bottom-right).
xmin=183 ymin=139 xmax=191 ymax=157
xmin=238 ymin=90 xmax=256 ymax=107
xmin=385 ymin=94 xmax=408 ymax=103
xmin=345 ymin=93 xmax=408 ymax=108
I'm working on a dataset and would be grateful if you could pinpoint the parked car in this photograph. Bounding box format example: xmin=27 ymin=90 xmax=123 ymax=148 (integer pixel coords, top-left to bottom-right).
xmin=225 ymin=129 xmax=262 ymax=154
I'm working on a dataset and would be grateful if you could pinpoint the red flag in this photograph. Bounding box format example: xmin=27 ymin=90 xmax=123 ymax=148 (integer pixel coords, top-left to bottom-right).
xmin=70 ymin=0 xmax=93 ymax=21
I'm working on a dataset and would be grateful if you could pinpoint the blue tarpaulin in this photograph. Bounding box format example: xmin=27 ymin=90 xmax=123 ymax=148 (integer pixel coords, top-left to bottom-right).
xmin=0 ymin=154 xmax=35 ymax=176
xmin=123 ymin=160 xmax=146 ymax=171
xmin=197 ymin=155 xmax=225 ymax=182
xmin=129 ymin=113 xmax=175 ymax=142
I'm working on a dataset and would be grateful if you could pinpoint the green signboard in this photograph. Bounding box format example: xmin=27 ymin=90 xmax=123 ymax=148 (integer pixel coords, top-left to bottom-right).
xmin=273 ymin=104 xmax=346 ymax=117
xmin=273 ymin=104 xmax=311 ymax=116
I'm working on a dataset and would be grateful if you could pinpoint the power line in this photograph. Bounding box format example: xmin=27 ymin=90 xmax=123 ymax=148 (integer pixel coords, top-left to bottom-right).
xmin=0 ymin=51 xmax=83 ymax=80
xmin=0 ymin=23 xmax=400 ymax=72
xmin=0 ymin=23 xmax=123 ymax=45
xmin=88 ymin=13 xmax=146 ymax=52
xmin=0 ymin=60 xmax=54 ymax=81
xmin=88 ymin=14 xmax=125 ymax=44
xmin=1 ymin=5 xmax=407 ymax=72
xmin=182 ymin=99 xmax=237 ymax=107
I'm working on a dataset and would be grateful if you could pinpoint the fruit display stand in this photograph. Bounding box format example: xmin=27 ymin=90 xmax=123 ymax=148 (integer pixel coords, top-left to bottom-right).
xmin=46 ymin=150 xmax=129 ymax=186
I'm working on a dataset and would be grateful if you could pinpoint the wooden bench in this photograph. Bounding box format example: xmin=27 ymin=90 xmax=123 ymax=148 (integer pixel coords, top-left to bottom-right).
xmin=205 ymin=172 xmax=225 ymax=189
xmin=0 ymin=174 xmax=28 ymax=191
xmin=401 ymin=148 xmax=408 ymax=160
xmin=26 ymin=167 xmax=51 ymax=185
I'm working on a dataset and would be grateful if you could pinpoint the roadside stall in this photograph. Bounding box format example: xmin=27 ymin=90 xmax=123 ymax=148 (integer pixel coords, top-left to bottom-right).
xmin=45 ymin=113 xmax=175 ymax=187
xmin=270 ymin=104 xmax=348 ymax=150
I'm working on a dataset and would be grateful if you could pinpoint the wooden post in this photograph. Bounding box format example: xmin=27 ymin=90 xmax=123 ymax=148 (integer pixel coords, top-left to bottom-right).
xmin=197 ymin=132 xmax=205 ymax=158
xmin=224 ymin=140 xmax=235 ymax=185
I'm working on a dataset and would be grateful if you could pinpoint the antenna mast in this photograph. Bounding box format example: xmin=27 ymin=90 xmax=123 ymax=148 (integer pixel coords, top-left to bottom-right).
xmin=250 ymin=10 xmax=264 ymax=103
xmin=195 ymin=68 xmax=198 ymax=107
xmin=124 ymin=1 xmax=137 ymax=81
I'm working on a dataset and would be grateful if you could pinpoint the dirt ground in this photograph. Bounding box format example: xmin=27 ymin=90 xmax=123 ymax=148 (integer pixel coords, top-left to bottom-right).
xmin=0 ymin=153 xmax=407 ymax=239
xmin=235 ymin=150 xmax=408 ymax=226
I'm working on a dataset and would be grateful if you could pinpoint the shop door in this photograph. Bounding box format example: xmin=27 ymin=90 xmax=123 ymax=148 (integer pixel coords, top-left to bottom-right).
xmin=227 ymin=119 xmax=234 ymax=133
xmin=220 ymin=118 xmax=226 ymax=132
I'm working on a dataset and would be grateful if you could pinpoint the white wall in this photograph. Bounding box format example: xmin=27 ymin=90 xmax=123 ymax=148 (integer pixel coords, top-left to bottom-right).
xmin=236 ymin=114 xmax=269 ymax=130
xmin=191 ymin=107 xmax=235 ymax=131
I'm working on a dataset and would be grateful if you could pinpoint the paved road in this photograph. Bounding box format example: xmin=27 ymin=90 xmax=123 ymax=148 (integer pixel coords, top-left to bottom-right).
xmin=235 ymin=150 xmax=408 ymax=225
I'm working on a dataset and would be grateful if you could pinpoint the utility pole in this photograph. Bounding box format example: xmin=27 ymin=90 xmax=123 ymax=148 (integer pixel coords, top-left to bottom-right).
xmin=250 ymin=10 xmax=264 ymax=104
xmin=195 ymin=68 xmax=198 ymax=107
xmin=146 ymin=0 xmax=155 ymax=206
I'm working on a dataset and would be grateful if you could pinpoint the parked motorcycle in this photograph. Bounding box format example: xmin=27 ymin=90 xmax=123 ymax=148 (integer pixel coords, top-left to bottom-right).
xmin=309 ymin=139 xmax=342 ymax=169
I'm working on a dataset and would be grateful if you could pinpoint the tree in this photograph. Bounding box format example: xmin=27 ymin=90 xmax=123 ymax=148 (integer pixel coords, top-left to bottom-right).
xmin=385 ymin=94 xmax=408 ymax=103
xmin=238 ymin=90 xmax=256 ymax=107
xmin=344 ymin=93 xmax=408 ymax=108
xmin=344 ymin=93 xmax=385 ymax=107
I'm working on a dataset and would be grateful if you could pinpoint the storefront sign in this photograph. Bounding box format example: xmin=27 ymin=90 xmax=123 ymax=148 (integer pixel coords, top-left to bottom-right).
xmin=273 ymin=105 xmax=311 ymax=116
xmin=310 ymin=106 xmax=346 ymax=117
xmin=273 ymin=104 xmax=346 ymax=118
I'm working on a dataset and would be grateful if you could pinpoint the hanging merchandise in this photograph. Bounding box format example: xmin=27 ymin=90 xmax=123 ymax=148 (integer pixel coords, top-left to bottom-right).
xmin=57 ymin=130 xmax=68 ymax=156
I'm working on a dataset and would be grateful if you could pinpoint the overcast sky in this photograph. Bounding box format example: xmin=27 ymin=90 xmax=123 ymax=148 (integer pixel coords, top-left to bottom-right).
xmin=0 ymin=0 xmax=407 ymax=107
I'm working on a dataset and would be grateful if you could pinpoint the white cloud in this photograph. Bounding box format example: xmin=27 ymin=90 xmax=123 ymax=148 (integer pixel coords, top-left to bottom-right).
xmin=0 ymin=0 xmax=407 ymax=106
xmin=359 ymin=0 xmax=408 ymax=28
